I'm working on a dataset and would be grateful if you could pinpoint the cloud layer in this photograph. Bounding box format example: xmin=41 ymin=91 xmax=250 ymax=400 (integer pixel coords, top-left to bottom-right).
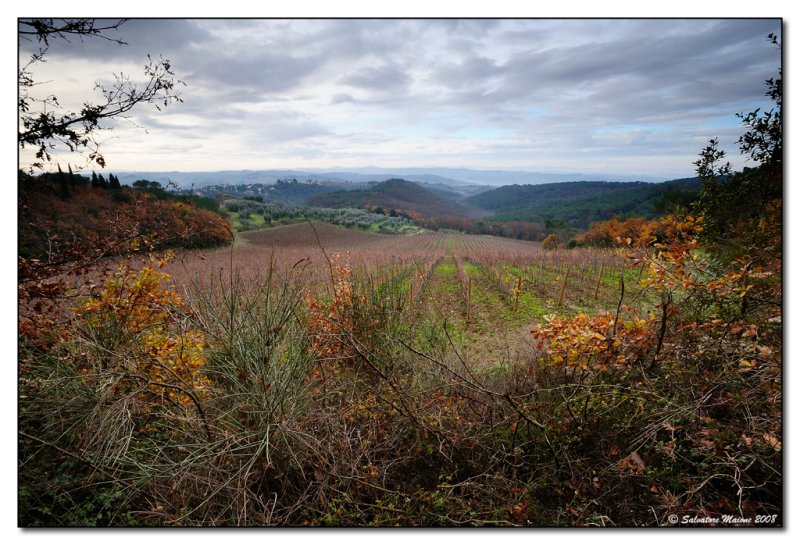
xmin=19 ymin=18 xmax=782 ymax=178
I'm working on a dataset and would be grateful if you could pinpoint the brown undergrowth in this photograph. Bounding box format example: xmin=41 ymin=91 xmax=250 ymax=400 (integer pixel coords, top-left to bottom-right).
xmin=19 ymin=217 xmax=781 ymax=525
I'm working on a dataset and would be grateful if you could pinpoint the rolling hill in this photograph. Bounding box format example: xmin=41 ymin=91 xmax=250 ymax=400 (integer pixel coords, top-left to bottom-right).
xmin=306 ymin=178 xmax=484 ymax=219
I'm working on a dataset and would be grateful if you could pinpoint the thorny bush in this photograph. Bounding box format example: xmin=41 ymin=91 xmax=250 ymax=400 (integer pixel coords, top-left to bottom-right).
xmin=526 ymin=210 xmax=781 ymax=525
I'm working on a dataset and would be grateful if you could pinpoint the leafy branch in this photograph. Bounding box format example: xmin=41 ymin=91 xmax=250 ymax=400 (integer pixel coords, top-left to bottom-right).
xmin=18 ymin=18 xmax=185 ymax=170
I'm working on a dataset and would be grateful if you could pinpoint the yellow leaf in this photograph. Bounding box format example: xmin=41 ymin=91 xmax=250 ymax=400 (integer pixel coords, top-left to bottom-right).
xmin=739 ymin=359 xmax=756 ymax=370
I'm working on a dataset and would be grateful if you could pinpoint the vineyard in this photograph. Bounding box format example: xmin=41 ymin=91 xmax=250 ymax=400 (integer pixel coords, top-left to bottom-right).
xmin=168 ymin=223 xmax=641 ymax=367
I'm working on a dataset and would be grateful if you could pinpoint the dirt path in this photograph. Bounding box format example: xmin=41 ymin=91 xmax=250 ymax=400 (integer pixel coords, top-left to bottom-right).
xmin=413 ymin=257 xmax=539 ymax=370
xmin=459 ymin=260 xmax=539 ymax=368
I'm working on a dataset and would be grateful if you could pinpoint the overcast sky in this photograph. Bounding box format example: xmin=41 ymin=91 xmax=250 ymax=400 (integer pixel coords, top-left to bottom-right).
xmin=18 ymin=18 xmax=782 ymax=179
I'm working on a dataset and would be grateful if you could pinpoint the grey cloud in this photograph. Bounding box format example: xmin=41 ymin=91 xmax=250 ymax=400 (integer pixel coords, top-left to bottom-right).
xmin=331 ymin=93 xmax=356 ymax=104
xmin=186 ymin=49 xmax=322 ymax=94
xmin=224 ymin=108 xmax=333 ymax=143
xmin=131 ymin=113 xmax=207 ymax=136
xmin=255 ymin=121 xmax=332 ymax=142
xmin=174 ymin=20 xmax=421 ymax=102
xmin=430 ymin=56 xmax=503 ymax=91
xmin=422 ymin=19 xmax=781 ymax=133
xmin=339 ymin=63 xmax=412 ymax=92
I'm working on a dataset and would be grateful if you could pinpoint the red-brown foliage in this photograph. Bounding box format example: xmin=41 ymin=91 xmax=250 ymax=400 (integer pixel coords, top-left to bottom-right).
xmin=19 ymin=182 xmax=231 ymax=261
xmin=575 ymin=216 xmax=666 ymax=247
xmin=19 ymin=177 xmax=232 ymax=340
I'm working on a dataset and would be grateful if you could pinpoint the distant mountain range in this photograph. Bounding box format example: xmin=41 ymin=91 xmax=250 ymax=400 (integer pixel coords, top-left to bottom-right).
xmin=114 ymin=167 xmax=678 ymax=190
xmin=311 ymin=167 xmax=671 ymax=186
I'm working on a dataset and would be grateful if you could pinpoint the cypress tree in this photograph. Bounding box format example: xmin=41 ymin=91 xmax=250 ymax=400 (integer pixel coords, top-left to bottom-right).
xmin=57 ymin=164 xmax=69 ymax=199
xmin=67 ymin=164 xmax=78 ymax=187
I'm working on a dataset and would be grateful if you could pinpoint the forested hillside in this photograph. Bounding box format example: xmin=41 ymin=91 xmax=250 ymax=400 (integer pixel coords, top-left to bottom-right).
xmin=466 ymin=180 xmax=644 ymax=209
xmin=468 ymin=178 xmax=701 ymax=229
